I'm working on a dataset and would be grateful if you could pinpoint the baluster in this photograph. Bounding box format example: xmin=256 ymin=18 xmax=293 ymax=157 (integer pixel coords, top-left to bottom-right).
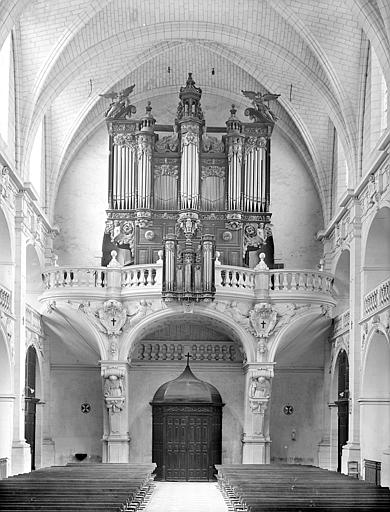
xmin=121 ymin=270 xmax=127 ymax=288
xmin=238 ymin=271 xmax=245 ymax=288
xmin=147 ymin=267 xmax=154 ymax=286
xmin=282 ymin=272 xmax=289 ymax=290
xmin=298 ymin=272 xmax=306 ymax=290
xmin=231 ymin=271 xmax=239 ymax=287
xmin=290 ymin=272 xmax=297 ymax=290
xmin=273 ymin=272 xmax=280 ymax=290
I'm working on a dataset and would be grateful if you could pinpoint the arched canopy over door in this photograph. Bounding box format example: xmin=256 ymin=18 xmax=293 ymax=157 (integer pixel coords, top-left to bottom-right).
xmin=151 ymin=359 xmax=223 ymax=481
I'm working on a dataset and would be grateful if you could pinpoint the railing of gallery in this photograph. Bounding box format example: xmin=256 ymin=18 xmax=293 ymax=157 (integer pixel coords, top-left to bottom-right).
xmin=0 ymin=284 xmax=11 ymax=313
xmin=363 ymin=277 xmax=390 ymax=317
xmin=216 ymin=267 xmax=334 ymax=295
xmin=42 ymin=265 xmax=334 ymax=299
xmin=333 ymin=309 xmax=350 ymax=336
xmin=25 ymin=304 xmax=42 ymax=333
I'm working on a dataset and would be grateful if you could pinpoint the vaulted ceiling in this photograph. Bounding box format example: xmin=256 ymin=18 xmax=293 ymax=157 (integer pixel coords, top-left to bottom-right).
xmin=2 ymin=0 xmax=390 ymax=222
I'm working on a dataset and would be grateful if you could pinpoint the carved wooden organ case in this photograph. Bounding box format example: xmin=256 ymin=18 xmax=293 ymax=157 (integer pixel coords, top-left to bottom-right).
xmin=102 ymin=74 xmax=276 ymax=300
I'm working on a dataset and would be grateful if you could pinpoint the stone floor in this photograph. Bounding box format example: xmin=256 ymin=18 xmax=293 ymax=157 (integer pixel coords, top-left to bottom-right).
xmin=143 ymin=482 xmax=229 ymax=512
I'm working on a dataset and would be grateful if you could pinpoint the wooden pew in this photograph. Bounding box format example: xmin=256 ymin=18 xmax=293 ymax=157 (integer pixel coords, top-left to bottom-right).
xmin=0 ymin=462 xmax=156 ymax=512
xmin=215 ymin=464 xmax=390 ymax=512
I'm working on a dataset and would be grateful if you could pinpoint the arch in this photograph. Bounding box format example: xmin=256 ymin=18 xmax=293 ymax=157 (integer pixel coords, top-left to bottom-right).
xmin=360 ymin=326 xmax=390 ymax=485
xmin=332 ymin=249 xmax=350 ymax=316
xmin=363 ymin=206 xmax=390 ymax=293
xmin=26 ymin=243 xmax=44 ymax=310
xmin=120 ymin=307 xmax=255 ymax=363
xmin=269 ymin=308 xmax=332 ymax=363
xmin=0 ymin=207 xmax=14 ymax=291
xmin=330 ymin=349 xmax=350 ymax=472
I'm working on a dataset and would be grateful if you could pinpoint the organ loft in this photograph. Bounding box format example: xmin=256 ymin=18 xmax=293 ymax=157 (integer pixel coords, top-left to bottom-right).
xmin=102 ymin=74 xmax=277 ymax=299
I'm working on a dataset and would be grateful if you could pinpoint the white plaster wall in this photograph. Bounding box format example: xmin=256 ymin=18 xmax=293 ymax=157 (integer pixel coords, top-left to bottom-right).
xmin=271 ymin=129 xmax=323 ymax=269
xmin=128 ymin=365 xmax=244 ymax=465
xmin=54 ymin=127 xmax=108 ymax=266
xmin=270 ymin=371 xmax=324 ymax=465
xmin=50 ymin=369 xmax=103 ymax=465
xmin=54 ymin=98 xmax=322 ymax=269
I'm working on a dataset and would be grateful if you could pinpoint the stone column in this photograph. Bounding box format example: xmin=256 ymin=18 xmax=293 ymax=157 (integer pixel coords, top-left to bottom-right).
xmin=242 ymin=363 xmax=275 ymax=463
xmin=342 ymin=200 xmax=361 ymax=474
xmin=101 ymin=362 xmax=130 ymax=463
xmin=11 ymin=194 xmax=31 ymax=474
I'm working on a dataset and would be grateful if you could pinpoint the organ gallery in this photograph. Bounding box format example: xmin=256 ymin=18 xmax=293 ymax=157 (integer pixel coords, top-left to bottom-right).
xmin=1 ymin=2 xmax=390 ymax=508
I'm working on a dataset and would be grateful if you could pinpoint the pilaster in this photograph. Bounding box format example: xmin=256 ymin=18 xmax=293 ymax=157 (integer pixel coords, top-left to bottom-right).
xmin=101 ymin=361 xmax=130 ymax=463
xmin=11 ymin=193 xmax=31 ymax=474
xmin=342 ymin=199 xmax=362 ymax=473
xmin=242 ymin=362 xmax=275 ymax=463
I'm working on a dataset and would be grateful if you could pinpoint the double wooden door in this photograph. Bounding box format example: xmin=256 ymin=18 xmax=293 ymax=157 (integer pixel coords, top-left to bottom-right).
xmin=152 ymin=405 xmax=222 ymax=481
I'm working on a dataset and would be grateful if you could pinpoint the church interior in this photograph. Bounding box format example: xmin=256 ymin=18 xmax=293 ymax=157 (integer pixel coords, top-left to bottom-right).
xmin=1 ymin=0 xmax=390 ymax=510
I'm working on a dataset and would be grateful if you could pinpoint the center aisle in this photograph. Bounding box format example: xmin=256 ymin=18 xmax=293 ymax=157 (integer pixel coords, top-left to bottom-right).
xmin=143 ymin=482 xmax=229 ymax=512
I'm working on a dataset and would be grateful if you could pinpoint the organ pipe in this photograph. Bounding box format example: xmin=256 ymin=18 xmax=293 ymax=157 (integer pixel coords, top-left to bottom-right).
xmin=180 ymin=124 xmax=200 ymax=210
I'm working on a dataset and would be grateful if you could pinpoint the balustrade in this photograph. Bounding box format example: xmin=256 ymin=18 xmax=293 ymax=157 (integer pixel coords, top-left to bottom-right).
xmin=121 ymin=265 xmax=161 ymax=288
xmin=364 ymin=277 xmax=390 ymax=316
xmin=25 ymin=304 xmax=42 ymax=333
xmin=42 ymin=267 xmax=107 ymax=289
xmin=0 ymin=284 xmax=11 ymax=313
xmin=41 ymin=264 xmax=334 ymax=302
xmin=270 ymin=270 xmax=334 ymax=295
xmin=216 ymin=266 xmax=255 ymax=289
xmin=334 ymin=309 xmax=350 ymax=335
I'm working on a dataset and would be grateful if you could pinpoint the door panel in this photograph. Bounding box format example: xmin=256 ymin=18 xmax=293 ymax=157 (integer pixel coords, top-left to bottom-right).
xmin=152 ymin=405 xmax=222 ymax=481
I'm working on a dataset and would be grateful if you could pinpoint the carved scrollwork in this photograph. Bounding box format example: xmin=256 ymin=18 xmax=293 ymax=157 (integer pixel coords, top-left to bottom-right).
xmin=154 ymin=164 xmax=179 ymax=178
xmin=200 ymin=165 xmax=225 ymax=180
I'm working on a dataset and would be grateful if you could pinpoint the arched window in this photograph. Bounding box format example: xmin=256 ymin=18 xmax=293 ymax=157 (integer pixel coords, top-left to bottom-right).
xmin=370 ymin=47 xmax=387 ymax=147
xmin=0 ymin=34 xmax=11 ymax=142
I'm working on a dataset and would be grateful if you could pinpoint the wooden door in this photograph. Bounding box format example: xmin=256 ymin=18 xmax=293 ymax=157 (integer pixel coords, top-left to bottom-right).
xmin=165 ymin=413 xmax=209 ymax=481
xmin=152 ymin=404 xmax=222 ymax=481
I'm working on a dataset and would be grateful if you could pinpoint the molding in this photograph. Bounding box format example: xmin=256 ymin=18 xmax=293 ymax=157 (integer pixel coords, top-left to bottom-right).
xmin=50 ymin=364 xmax=100 ymax=372
xmin=274 ymin=366 xmax=324 ymax=374
xmin=359 ymin=397 xmax=390 ymax=404
xmin=129 ymin=361 xmax=244 ymax=372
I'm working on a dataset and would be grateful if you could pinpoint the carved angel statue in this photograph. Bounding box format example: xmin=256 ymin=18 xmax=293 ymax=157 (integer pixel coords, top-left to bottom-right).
xmin=100 ymin=84 xmax=136 ymax=119
xmin=241 ymin=89 xmax=280 ymax=122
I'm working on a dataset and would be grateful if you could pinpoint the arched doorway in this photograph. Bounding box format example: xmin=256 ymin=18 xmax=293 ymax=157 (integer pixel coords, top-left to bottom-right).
xmin=335 ymin=349 xmax=349 ymax=472
xmin=151 ymin=359 xmax=223 ymax=481
xmin=24 ymin=345 xmax=40 ymax=470
xmin=361 ymin=330 xmax=390 ymax=487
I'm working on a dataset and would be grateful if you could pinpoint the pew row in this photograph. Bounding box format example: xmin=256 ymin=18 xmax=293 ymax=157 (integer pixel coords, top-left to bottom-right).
xmin=0 ymin=463 xmax=156 ymax=512
xmin=215 ymin=464 xmax=390 ymax=512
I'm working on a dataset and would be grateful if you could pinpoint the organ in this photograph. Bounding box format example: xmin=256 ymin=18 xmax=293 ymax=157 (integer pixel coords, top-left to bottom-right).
xmin=102 ymin=74 xmax=278 ymax=300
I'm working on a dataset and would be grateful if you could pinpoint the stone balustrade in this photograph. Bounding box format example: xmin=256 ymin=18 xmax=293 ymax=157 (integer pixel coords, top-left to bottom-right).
xmin=269 ymin=269 xmax=334 ymax=294
xmin=0 ymin=284 xmax=11 ymax=313
xmin=364 ymin=277 xmax=390 ymax=317
xmin=333 ymin=309 xmax=350 ymax=335
xmin=25 ymin=304 xmax=42 ymax=334
xmin=42 ymin=267 xmax=108 ymax=289
xmin=216 ymin=266 xmax=255 ymax=290
xmin=121 ymin=264 xmax=162 ymax=288
xmin=41 ymin=264 xmax=335 ymax=303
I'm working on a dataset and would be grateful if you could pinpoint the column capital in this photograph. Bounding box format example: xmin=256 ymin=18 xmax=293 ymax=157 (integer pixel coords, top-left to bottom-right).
xmin=243 ymin=362 xmax=276 ymax=376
